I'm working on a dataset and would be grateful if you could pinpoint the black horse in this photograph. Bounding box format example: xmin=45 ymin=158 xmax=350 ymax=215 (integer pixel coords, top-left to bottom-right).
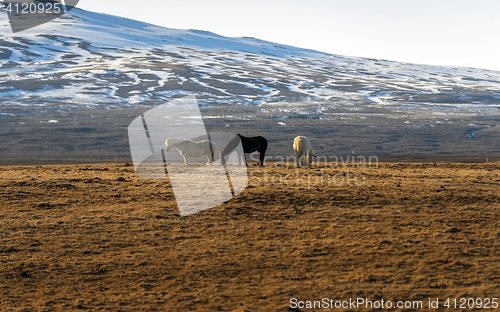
xmin=220 ymin=134 xmax=268 ymax=167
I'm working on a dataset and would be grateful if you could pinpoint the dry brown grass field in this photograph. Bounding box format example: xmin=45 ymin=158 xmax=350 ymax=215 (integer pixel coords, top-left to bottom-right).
xmin=1 ymin=161 xmax=500 ymax=311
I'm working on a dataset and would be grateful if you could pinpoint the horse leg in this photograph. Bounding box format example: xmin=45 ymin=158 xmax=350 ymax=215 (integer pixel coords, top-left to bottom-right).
xmin=259 ymin=141 xmax=267 ymax=167
xmin=295 ymin=150 xmax=301 ymax=168
xmin=206 ymin=154 xmax=211 ymax=166
xmin=209 ymin=143 xmax=215 ymax=162
xmin=183 ymin=155 xmax=188 ymax=165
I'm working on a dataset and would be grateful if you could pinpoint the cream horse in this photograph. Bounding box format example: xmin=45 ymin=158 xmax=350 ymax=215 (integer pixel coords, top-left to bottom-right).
xmin=293 ymin=136 xmax=316 ymax=167
xmin=165 ymin=138 xmax=215 ymax=165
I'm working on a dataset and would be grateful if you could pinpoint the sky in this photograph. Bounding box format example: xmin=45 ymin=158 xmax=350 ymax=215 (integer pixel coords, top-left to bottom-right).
xmin=78 ymin=0 xmax=500 ymax=71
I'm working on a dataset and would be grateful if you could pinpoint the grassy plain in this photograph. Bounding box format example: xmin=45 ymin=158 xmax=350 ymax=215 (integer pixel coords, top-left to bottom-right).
xmin=1 ymin=162 xmax=499 ymax=311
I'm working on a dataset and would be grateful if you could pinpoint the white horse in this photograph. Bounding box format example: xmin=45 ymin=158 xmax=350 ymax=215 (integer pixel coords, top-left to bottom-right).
xmin=165 ymin=138 xmax=215 ymax=165
xmin=293 ymin=136 xmax=316 ymax=167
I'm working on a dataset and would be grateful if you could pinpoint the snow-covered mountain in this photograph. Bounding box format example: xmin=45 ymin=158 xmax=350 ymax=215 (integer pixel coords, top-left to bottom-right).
xmin=1 ymin=6 xmax=500 ymax=161
xmin=1 ymin=6 xmax=500 ymax=118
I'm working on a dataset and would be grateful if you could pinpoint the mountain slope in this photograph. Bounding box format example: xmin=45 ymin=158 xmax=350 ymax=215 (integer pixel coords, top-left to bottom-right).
xmin=1 ymin=6 xmax=500 ymax=162
xmin=1 ymin=7 xmax=500 ymax=113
